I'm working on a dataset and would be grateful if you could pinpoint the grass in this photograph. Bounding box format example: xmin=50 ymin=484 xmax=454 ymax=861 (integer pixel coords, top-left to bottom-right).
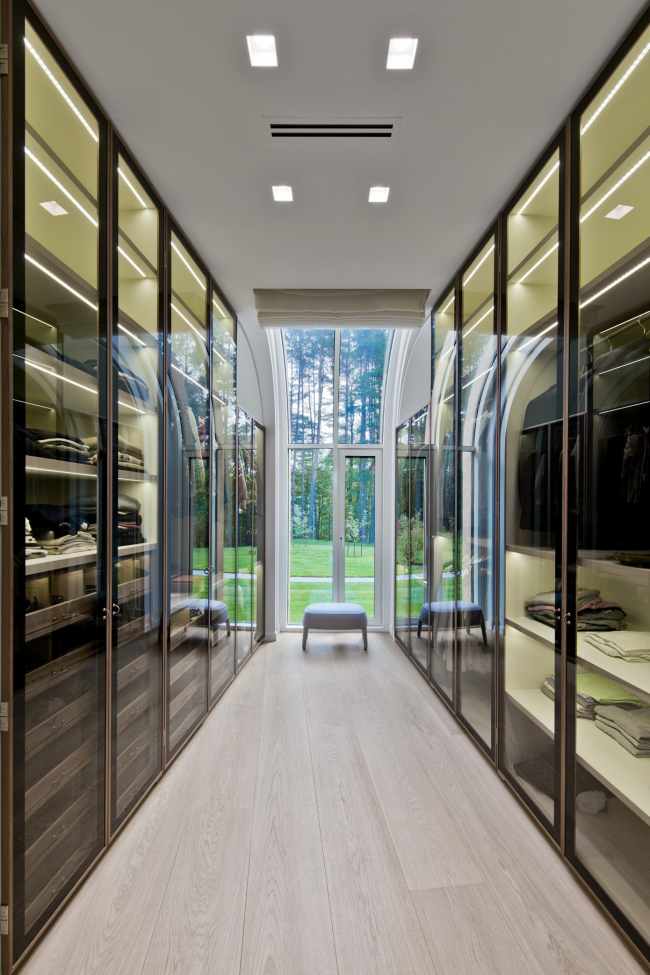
xmin=290 ymin=540 xmax=375 ymax=578
xmin=289 ymin=582 xmax=375 ymax=624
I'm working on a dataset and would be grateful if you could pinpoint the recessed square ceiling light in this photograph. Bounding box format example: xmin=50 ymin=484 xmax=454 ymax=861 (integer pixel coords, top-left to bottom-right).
xmin=273 ymin=185 xmax=293 ymax=202
xmin=247 ymin=35 xmax=278 ymax=67
xmin=605 ymin=204 xmax=634 ymax=220
xmin=40 ymin=200 xmax=68 ymax=216
xmin=369 ymin=186 xmax=390 ymax=203
xmin=387 ymin=38 xmax=418 ymax=70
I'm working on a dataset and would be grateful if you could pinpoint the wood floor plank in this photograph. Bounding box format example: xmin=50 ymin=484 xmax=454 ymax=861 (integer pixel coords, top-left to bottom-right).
xmin=240 ymin=671 xmax=338 ymax=975
xmin=332 ymin=646 xmax=482 ymax=890
xmin=411 ymin=883 xmax=538 ymax=975
xmin=310 ymin=726 xmax=436 ymax=975
xmin=301 ymin=636 xmax=352 ymax=730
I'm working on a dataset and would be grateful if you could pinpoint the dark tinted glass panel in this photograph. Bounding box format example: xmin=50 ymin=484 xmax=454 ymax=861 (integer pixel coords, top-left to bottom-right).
xmin=236 ymin=410 xmax=254 ymax=666
xmin=408 ymin=410 xmax=429 ymax=673
xmin=13 ymin=21 xmax=105 ymax=957
xmin=458 ymin=241 xmax=497 ymax=750
xmin=167 ymin=233 xmax=209 ymax=757
xmin=395 ymin=422 xmax=410 ymax=650
xmin=110 ymin=155 xmax=163 ymax=832
xmin=254 ymin=422 xmax=265 ymax=646
xmin=500 ymin=150 xmax=562 ymax=836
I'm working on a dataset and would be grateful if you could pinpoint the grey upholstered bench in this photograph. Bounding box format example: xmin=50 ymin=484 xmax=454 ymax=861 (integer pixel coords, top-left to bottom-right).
xmin=302 ymin=602 xmax=368 ymax=650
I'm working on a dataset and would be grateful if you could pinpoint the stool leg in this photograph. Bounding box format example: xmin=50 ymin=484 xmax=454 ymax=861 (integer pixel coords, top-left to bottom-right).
xmin=362 ymin=627 xmax=368 ymax=651
xmin=227 ymin=619 xmax=231 ymax=637
xmin=480 ymin=612 xmax=487 ymax=645
xmin=302 ymin=626 xmax=308 ymax=650
xmin=417 ymin=618 xmax=422 ymax=638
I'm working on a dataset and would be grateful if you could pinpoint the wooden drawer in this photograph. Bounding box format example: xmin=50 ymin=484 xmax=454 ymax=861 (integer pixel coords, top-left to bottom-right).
xmin=25 ymin=739 xmax=95 ymax=818
xmin=25 ymin=593 xmax=96 ymax=641
xmin=26 ymin=688 xmax=95 ymax=758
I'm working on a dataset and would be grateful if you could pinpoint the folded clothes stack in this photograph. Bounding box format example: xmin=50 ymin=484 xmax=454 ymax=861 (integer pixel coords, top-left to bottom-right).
xmin=584 ymin=632 xmax=650 ymax=663
xmin=24 ymin=428 xmax=91 ymax=464
xmin=82 ymin=435 xmax=145 ymax=472
xmin=117 ymin=523 xmax=146 ymax=545
xmin=525 ymin=587 xmax=627 ymax=631
xmin=595 ymin=705 xmax=650 ymax=757
xmin=40 ymin=531 xmax=96 ymax=555
xmin=25 ymin=518 xmax=47 ymax=560
xmin=541 ymin=672 xmax=644 ymax=718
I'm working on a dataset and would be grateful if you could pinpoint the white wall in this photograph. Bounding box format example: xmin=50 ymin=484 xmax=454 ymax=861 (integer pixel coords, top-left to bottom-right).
xmin=397 ymin=323 xmax=431 ymax=424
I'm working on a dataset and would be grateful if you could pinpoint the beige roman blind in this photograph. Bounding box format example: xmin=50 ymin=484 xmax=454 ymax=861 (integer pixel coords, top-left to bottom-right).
xmin=253 ymin=288 xmax=430 ymax=328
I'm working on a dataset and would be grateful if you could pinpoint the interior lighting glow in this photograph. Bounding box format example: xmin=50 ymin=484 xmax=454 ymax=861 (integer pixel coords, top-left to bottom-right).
xmin=24 ymin=37 xmax=98 ymax=142
xmin=581 ymin=255 xmax=650 ymax=307
xmin=517 ymin=161 xmax=560 ymax=215
xmin=601 ymin=309 xmax=650 ymax=333
xmin=462 ymin=366 xmax=493 ymax=390
xmin=13 ymin=308 xmax=55 ymax=328
xmin=440 ymin=345 xmax=455 ymax=358
xmin=519 ymin=321 xmax=558 ymax=351
xmin=464 ymin=244 xmax=495 ymax=285
xmin=582 ymin=39 xmax=650 ymax=134
xmin=599 ymin=354 xmax=650 ymax=376
xmin=25 ymin=254 xmax=98 ymax=310
xmin=581 ymin=149 xmax=650 ymax=222
xmin=387 ymin=38 xmax=418 ymax=70
xmin=517 ymin=242 xmax=559 ymax=284
xmin=171 ymin=301 xmax=206 ymax=343
xmin=118 ymin=399 xmax=146 ymax=414
xmin=213 ymin=296 xmax=227 ymax=317
xmin=27 ymin=466 xmax=96 ymax=477
xmin=212 ymin=392 xmax=226 ymax=407
xmin=369 ymin=186 xmax=390 ymax=203
xmin=463 ymin=304 xmax=493 ymax=337
xmin=247 ymin=36 xmax=278 ymax=67
xmin=26 ymin=147 xmax=98 ymax=226
xmin=117 ymin=246 xmax=146 ymax=277
xmin=117 ymin=167 xmax=147 ymax=208
xmin=440 ymin=296 xmax=454 ymax=314
xmin=23 ymin=357 xmax=97 ymax=394
xmin=272 ymin=185 xmax=293 ymax=202
xmin=117 ymin=322 xmax=147 ymax=347
xmin=605 ymin=204 xmax=634 ymax=220
xmin=40 ymin=200 xmax=67 ymax=216
xmin=171 ymin=362 xmax=208 ymax=394
xmin=171 ymin=240 xmax=206 ymax=290
xmin=599 ymin=398 xmax=650 ymax=415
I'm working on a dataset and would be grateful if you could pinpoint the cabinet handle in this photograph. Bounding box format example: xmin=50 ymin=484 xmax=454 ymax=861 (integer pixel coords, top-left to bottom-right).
xmin=113 ymin=603 xmax=122 ymax=618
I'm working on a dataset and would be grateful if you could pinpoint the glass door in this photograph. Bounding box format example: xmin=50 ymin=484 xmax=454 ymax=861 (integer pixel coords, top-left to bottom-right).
xmin=338 ymin=452 xmax=380 ymax=624
xmin=110 ymin=150 xmax=163 ymax=832
xmin=408 ymin=410 xmax=430 ymax=674
xmin=395 ymin=422 xmax=411 ymax=650
xmin=499 ymin=145 xmax=564 ymax=839
xmin=13 ymin=18 xmax=106 ymax=958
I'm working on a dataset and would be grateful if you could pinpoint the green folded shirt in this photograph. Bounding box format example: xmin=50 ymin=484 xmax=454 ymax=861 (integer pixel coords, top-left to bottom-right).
xmin=577 ymin=672 xmax=644 ymax=706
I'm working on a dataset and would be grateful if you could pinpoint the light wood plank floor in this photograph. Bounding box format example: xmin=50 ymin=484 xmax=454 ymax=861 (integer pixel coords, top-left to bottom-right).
xmin=19 ymin=633 xmax=649 ymax=975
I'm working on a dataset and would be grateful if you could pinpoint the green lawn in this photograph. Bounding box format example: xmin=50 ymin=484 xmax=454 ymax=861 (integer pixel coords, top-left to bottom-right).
xmin=289 ymin=582 xmax=374 ymax=624
xmin=290 ymin=539 xmax=375 ymax=578
xmin=193 ymin=547 xmax=254 ymax=574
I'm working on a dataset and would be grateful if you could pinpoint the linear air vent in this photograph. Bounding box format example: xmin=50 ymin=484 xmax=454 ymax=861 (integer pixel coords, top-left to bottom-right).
xmin=265 ymin=117 xmax=401 ymax=143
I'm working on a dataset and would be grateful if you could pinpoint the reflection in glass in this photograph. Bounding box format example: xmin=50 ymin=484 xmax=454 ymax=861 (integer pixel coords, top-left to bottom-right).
xmin=570 ymin=25 xmax=650 ymax=938
xmin=408 ymin=410 xmax=429 ymax=673
xmin=344 ymin=456 xmax=376 ymax=618
xmin=429 ymin=294 xmax=456 ymax=703
xmin=13 ymin=20 xmax=104 ymax=957
xmin=210 ymin=292 xmax=236 ymax=701
xmin=110 ymin=155 xmax=163 ymax=833
xmin=395 ymin=422 xmax=410 ymax=650
xmin=289 ymin=449 xmax=333 ymax=623
xmin=339 ymin=330 xmax=391 ymax=443
xmin=499 ymin=150 xmax=562 ymax=835
xmin=167 ymin=232 xmax=209 ymax=758
xmin=254 ymin=422 xmax=265 ymax=647
xmin=458 ymin=240 xmax=497 ymax=750
xmin=283 ymin=329 xmax=334 ymax=443
xmin=236 ymin=410 xmax=254 ymax=667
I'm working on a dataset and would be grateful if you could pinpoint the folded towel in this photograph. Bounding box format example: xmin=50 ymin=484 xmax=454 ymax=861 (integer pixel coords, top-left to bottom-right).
xmin=584 ymin=632 xmax=650 ymax=661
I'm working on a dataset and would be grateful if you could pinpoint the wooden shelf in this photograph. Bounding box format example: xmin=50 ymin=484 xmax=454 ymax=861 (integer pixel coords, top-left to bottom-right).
xmin=25 ymin=541 xmax=156 ymax=576
xmin=506 ymin=544 xmax=555 ymax=561
xmin=507 ymin=688 xmax=650 ymax=829
xmin=25 ymin=454 xmax=156 ymax=482
xmin=505 ymin=616 xmax=556 ymax=651
xmin=578 ymin=554 xmax=650 ymax=582
xmin=577 ymin=634 xmax=650 ymax=707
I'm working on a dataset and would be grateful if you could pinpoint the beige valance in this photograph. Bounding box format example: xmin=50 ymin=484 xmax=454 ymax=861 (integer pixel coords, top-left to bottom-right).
xmin=254 ymin=288 xmax=430 ymax=328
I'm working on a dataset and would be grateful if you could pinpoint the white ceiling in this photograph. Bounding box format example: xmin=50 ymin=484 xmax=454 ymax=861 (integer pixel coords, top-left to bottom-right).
xmin=34 ymin=0 xmax=649 ymax=330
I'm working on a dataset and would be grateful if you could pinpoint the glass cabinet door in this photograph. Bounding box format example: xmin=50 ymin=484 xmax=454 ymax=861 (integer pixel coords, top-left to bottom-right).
xmin=254 ymin=422 xmax=266 ymax=647
xmin=408 ymin=409 xmax=429 ymax=674
xmin=236 ymin=410 xmax=254 ymax=667
xmin=166 ymin=232 xmax=209 ymax=758
xmin=110 ymin=153 xmax=163 ymax=831
xmin=13 ymin=20 xmax=106 ymax=959
xmin=209 ymin=291 xmax=236 ymax=703
xmin=429 ymin=291 xmax=457 ymax=704
xmin=458 ymin=237 xmax=498 ymax=752
xmin=499 ymin=148 xmax=563 ymax=838
xmin=395 ymin=420 xmax=410 ymax=650
xmin=569 ymin=21 xmax=650 ymax=947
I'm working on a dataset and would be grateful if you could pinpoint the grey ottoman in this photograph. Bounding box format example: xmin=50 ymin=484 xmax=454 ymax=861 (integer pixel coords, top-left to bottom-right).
xmin=302 ymin=602 xmax=368 ymax=650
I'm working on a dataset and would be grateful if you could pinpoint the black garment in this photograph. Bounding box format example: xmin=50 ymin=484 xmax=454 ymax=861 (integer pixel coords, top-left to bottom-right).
xmin=514 ymin=746 xmax=610 ymax=801
xmin=82 ymin=359 xmax=150 ymax=402
xmin=522 ymin=383 xmax=561 ymax=428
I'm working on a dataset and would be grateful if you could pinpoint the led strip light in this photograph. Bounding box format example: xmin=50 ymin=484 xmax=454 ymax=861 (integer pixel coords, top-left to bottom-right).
xmin=581 ymin=254 xmax=650 ymax=307
xmin=598 ymin=354 xmax=650 ymax=376
xmin=117 ymin=166 xmax=147 ymax=208
xmin=517 ymin=160 xmax=560 ymax=216
xmin=21 ymin=356 xmax=97 ymax=394
xmin=25 ymin=254 xmax=98 ymax=310
xmin=171 ymin=301 xmax=206 ymax=344
xmin=517 ymin=242 xmax=559 ymax=284
xmin=464 ymin=304 xmax=493 ymax=337
xmin=440 ymin=295 xmax=454 ymax=315
xmin=171 ymin=362 xmax=208 ymax=395
xmin=171 ymin=241 xmax=206 ymax=291
xmin=581 ymin=148 xmax=650 ymax=223
xmin=464 ymin=244 xmax=494 ymax=285
xmin=462 ymin=365 xmax=493 ymax=390
xmin=519 ymin=321 xmax=558 ymax=352
xmin=117 ymin=322 xmax=147 ymax=347
xmin=25 ymin=147 xmax=98 ymax=226
xmin=24 ymin=37 xmax=98 ymax=142
xmin=117 ymin=246 xmax=146 ymax=277
xmin=582 ymin=38 xmax=650 ymax=135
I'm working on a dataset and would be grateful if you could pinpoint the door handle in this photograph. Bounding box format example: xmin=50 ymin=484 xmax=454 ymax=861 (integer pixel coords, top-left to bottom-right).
xmin=204 ymin=566 xmax=214 ymax=575
xmin=112 ymin=603 xmax=122 ymax=618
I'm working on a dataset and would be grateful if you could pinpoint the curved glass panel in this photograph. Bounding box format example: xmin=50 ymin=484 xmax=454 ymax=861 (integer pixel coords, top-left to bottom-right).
xmin=570 ymin=22 xmax=650 ymax=942
xmin=110 ymin=155 xmax=163 ymax=832
xmin=458 ymin=238 xmax=497 ymax=752
xmin=499 ymin=150 xmax=562 ymax=837
xmin=395 ymin=421 xmax=410 ymax=650
xmin=429 ymin=294 xmax=456 ymax=703
xmin=408 ymin=409 xmax=429 ymax=673
xmin=13 ymin=20 xmax=104 ymax=958
xmin=167 ymin=232 xmax=209 ymax=758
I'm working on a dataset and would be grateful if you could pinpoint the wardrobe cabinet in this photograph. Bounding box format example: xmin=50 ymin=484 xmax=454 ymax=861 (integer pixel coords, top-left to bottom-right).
xmin=395 ymin=5 xmax=650 ymax=964
xmin=1 ymin=5 xmax=264 ymax=969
